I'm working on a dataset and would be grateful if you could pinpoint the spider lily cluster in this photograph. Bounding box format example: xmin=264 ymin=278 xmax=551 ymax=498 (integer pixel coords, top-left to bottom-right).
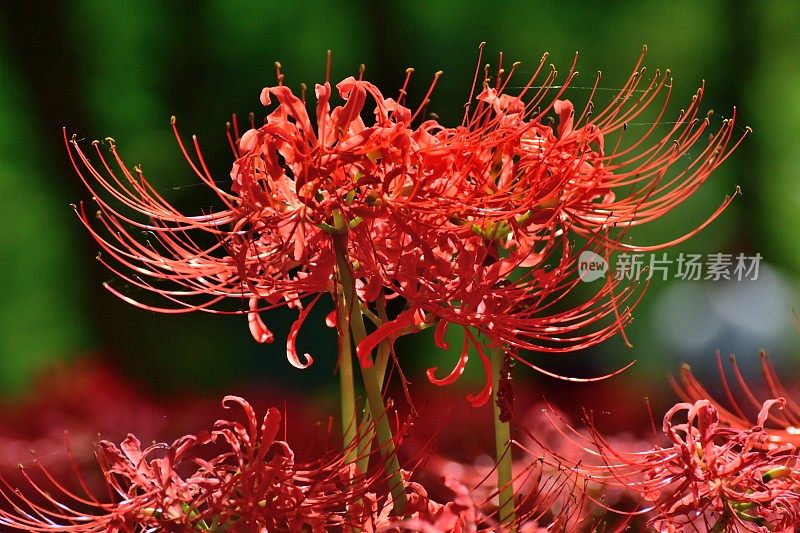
xmin=68 ymin=45 xmax=744 ymax=398
xmin=3 ymin=45 xmax=786 ymax=532
xmin=531 ymin=393 xmax=800 ymax=531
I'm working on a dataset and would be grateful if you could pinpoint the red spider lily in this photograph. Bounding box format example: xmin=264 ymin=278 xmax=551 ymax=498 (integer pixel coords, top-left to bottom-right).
xmin=0 ymin=396 xmax=381 ymax=531
xmin=0 ymin=387 xmax=642 ymax=533
xmin=354 ymin=46 xmax=747 ymax=404
xmin=374 ymin=237 xmax=645 ymax=406
xmin=69 ymin=47 xmax=746 ymax=404
xmin=671 ymin=351 xmax=800 ymax=447
xmin=429 ymin=45 xmax=748 ymax=251
xmin=67 ymin=56 xmax=631 ymax=404
xmin=68 ymin=58 xmax=451 ymax=370
xmin=526 ymin=399 xmax=800 ymax=532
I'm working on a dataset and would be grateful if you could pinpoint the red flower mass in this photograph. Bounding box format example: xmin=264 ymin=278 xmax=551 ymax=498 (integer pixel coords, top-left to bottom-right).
xmin=0 ymin=397 xmax=381 ymax=531
xmin=531 ymin=398 xmax=800 ymax=531
xmin=672 ymin=350 xmax=800 ymax=447
xmin=67 ymin=47 xmax=748 ymax=405
xmin=0 ymin=395 xmax=592 ymax=532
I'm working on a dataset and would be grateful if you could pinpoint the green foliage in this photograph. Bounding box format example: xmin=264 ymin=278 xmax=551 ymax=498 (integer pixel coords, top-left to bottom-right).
xmin=0 ymin=41 xmax=89 ymax=391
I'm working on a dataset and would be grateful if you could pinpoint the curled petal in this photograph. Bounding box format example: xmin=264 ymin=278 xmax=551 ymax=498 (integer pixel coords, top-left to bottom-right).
xmin=465 ymin=330 xmax=492 ymax=407
xmin=334 ymin=77 xmax=368 ymax=134
xmin=248 ymin=297 xmax=274 ymax=344
xmin=434 ymin=319 xmax=450 ymax=350
xmin=286 ymin=295 xmax=320 ymax=369
xmin=427 ymin=328 xmax=470 ymax=386
xmin=554 ymin=99 xmax=574 ymax=136
xmin=256 ymin=407 xmax=282 ymax=462
xmin=355 ymin=309 xmax=416 ymax=368
xmin=757 ymin=397 xmax=787 ymax=428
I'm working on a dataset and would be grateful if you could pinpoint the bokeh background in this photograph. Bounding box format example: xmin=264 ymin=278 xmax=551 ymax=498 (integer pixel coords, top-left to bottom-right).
xmin=1 ymin=1 xmax=799 ymax=429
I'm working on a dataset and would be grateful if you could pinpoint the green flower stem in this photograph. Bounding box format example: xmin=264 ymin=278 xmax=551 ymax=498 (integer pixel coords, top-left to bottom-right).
xmin=490 ymin=345 xmax=516 ymax=530
xmin=360 ymin=350 xmax=407 ymax=514
xmin=374 ymin=294 xmax=392 ymax=379
xmin=334 ymin=238 xmax=407 ymax=515
xmin=355 ymin=296 xmax=392 ymax=472
xmin=355 ymin=334 xmax=390 ymax=476
xmin=356 ymin=408 xmax=373 ymax=475
xmin=335 ymin=283 xmax=358 ymax=464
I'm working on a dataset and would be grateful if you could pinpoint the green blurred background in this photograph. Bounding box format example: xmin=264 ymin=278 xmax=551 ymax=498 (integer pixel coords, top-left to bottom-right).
xmin=0 ymin=1 xmax=798 ymax=411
